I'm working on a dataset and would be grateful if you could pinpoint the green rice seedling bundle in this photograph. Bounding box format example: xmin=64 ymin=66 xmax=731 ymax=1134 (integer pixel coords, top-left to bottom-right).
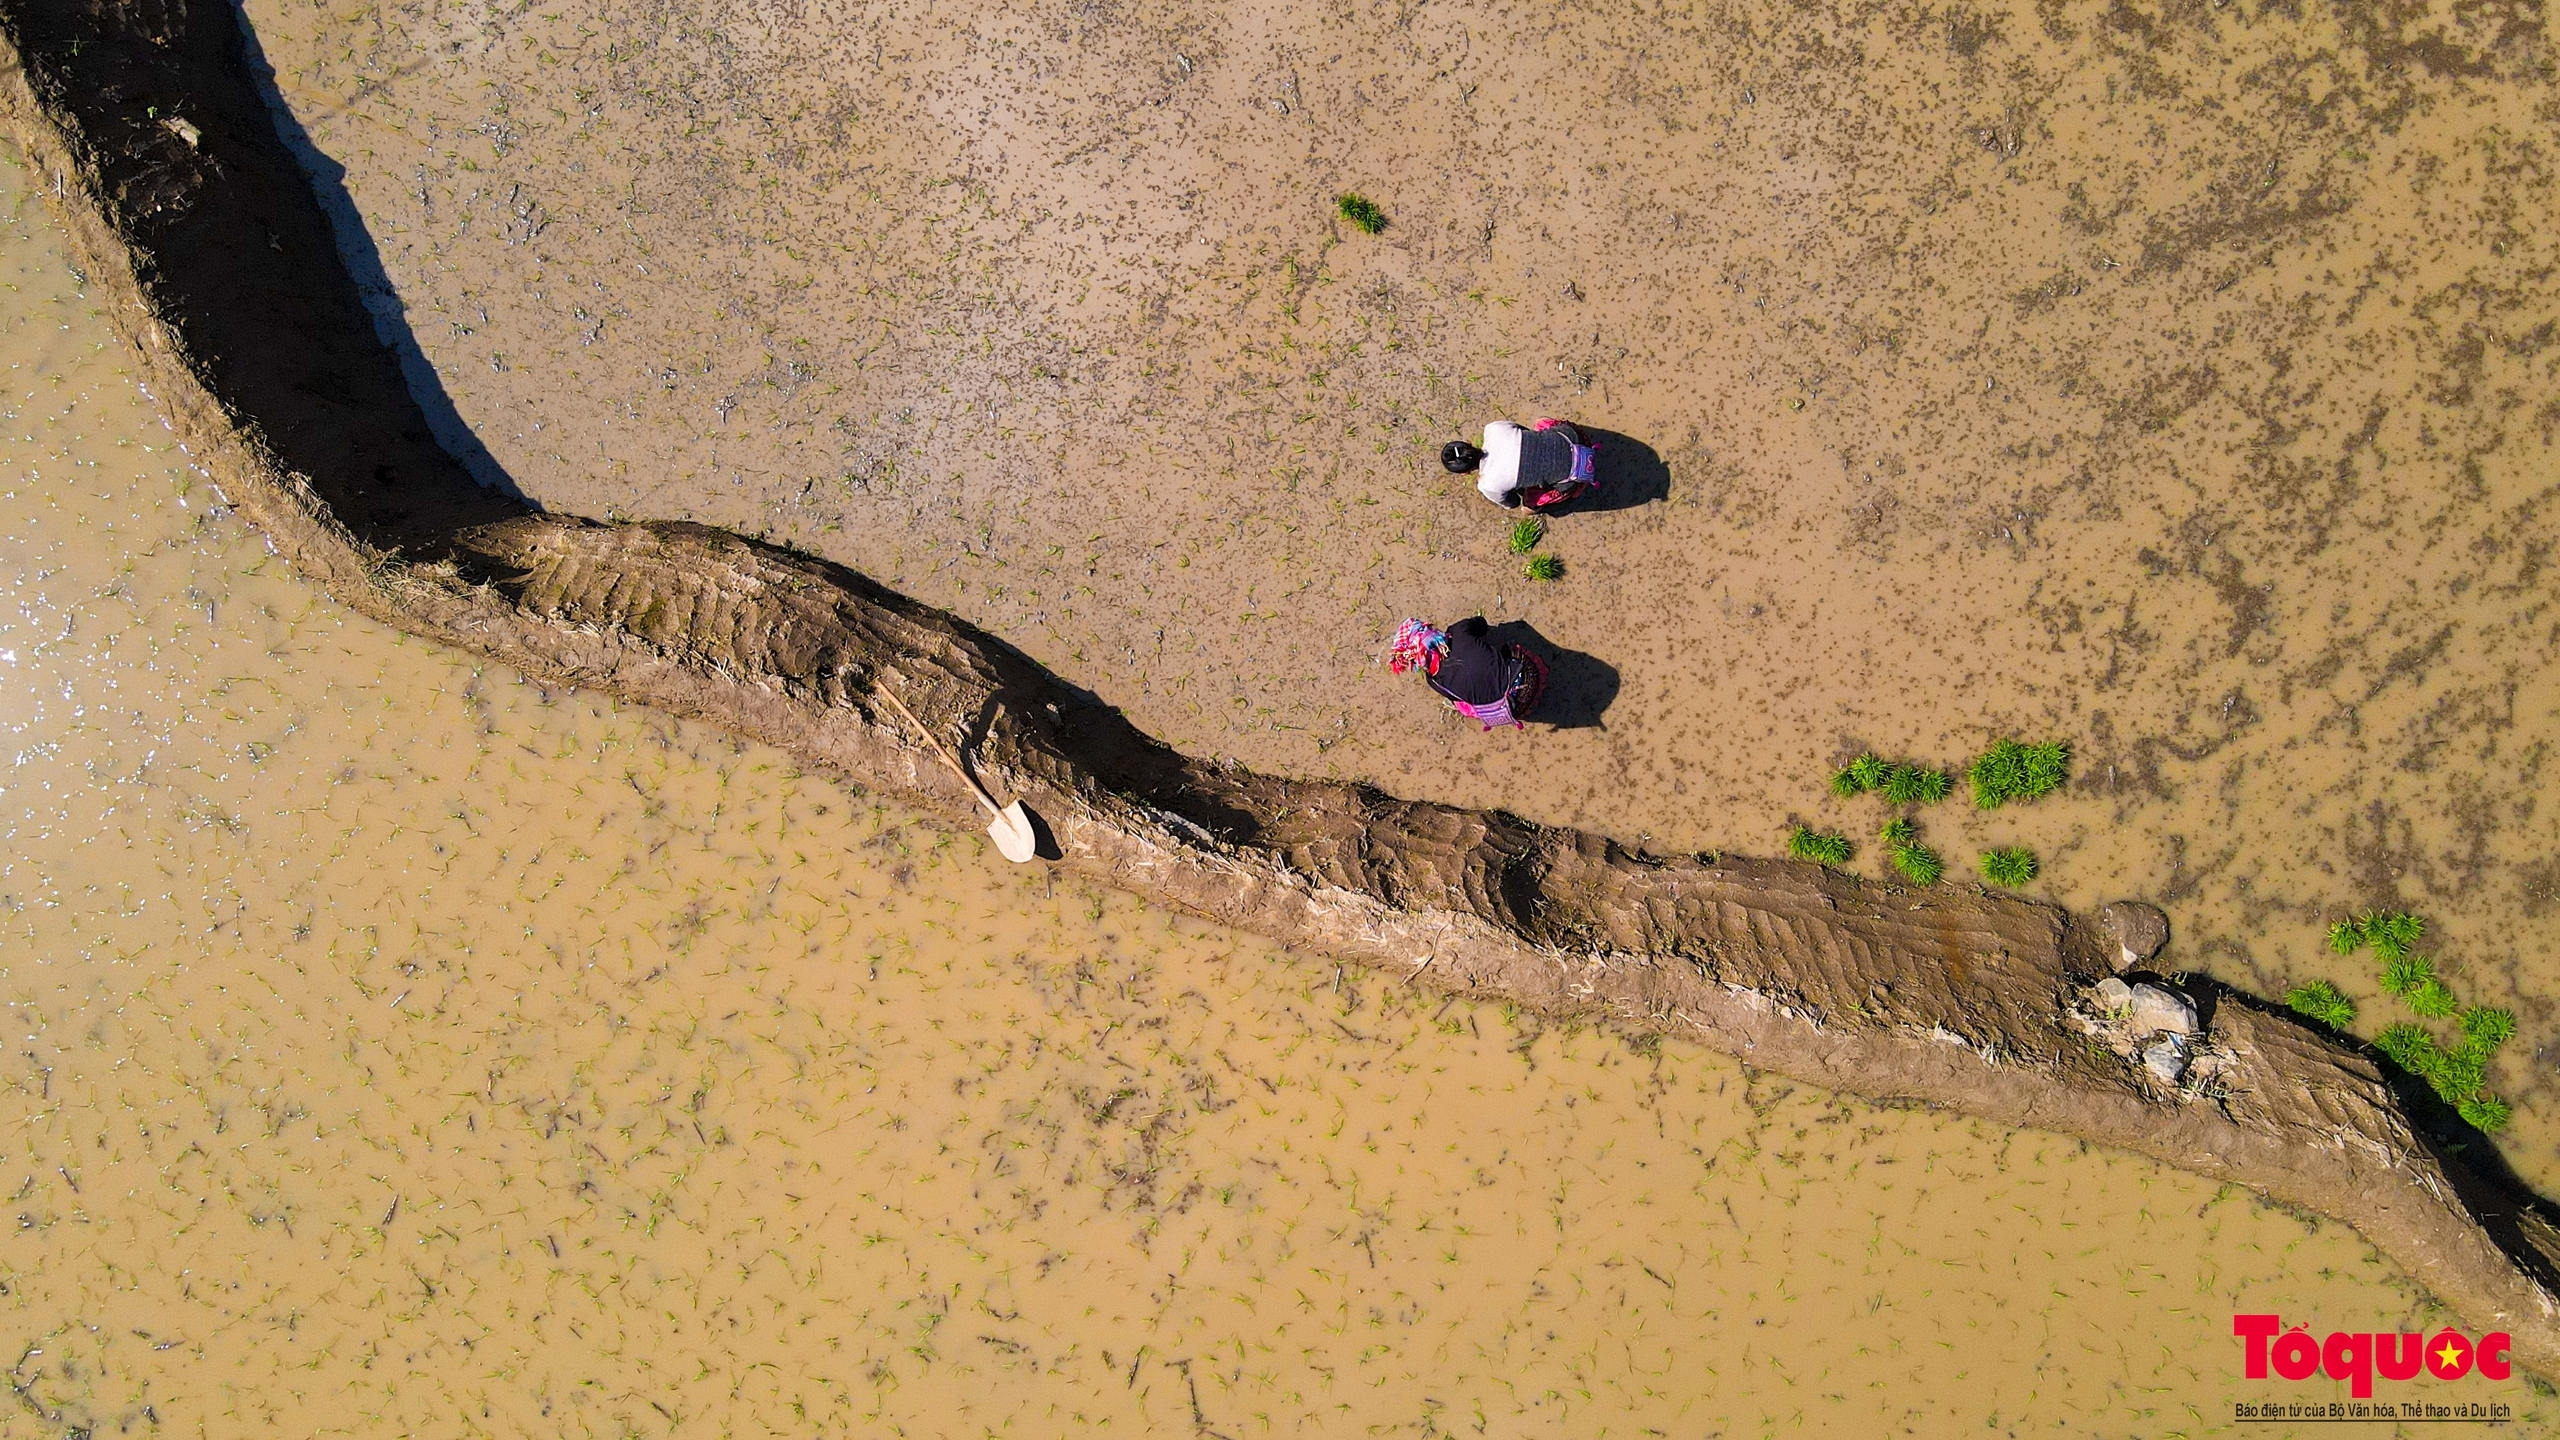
xmin=2379 ymin=951 xmax=2434 ymax=997
xmin=1787 ymin=826 xmax=1853 ymax=865
xmin=2348 ymin=917 xmax=2517 ymax=1131
xmin=2285 ymin=979 xmax=2357 ymax=1030
xmin=1882 ymin=763 xmax=1954 ymax=805
xmin=2373 ymin=1023 xmax=2481 ymax=1104
xmin=2459 ymin=1094 xmax=2513 ymax=1132
xmin=2365 ymin=911 xmax=2423 ymax=962
xmin=1830 ymin=753 xmax=1890 ymax=799
xmin=1979 ymin=846 xmax=2038 ymax=887
xmin=2460 ymin=1006 xmax=2516 ymax=1053
xmin=2373 ymin=1022 xmax=2435 ymax=1076
xmin=1336 ymin=194 xmax=1388 ymax=234
xmin=2407 ymin=977 xmax=2459 ymax=1019
xmin=1967 ymin=738 xmax=2070 ymax=808
xmin=1887 ymin=841 xmax=1943 ymax=886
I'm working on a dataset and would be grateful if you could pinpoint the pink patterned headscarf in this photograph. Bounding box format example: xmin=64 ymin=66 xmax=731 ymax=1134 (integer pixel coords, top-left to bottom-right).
xmin=1386 ymin=619 xmax=1447 ymax=675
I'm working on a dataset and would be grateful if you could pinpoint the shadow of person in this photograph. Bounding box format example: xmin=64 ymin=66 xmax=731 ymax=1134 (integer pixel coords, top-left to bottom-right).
xmin=1546 ymin=426 xmax=1669 ymax=515
xmin=1485 ymin=620 xmax=1619 ymax=730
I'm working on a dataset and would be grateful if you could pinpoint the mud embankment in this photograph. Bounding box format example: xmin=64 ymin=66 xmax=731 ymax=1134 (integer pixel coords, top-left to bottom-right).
xmin=7 ymin=0 xmax=2559 ymax=1374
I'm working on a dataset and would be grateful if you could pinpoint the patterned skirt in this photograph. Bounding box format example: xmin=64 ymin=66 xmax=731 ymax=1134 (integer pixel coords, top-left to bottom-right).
xmin=1506 ymin=644 xmax=1550 ymax=718
xmin=1450 ymin=645 xmax=1549 ymax=730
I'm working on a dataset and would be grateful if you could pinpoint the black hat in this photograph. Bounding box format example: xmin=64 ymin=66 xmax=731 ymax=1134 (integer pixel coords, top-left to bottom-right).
xmin=1441 ymin=440 xmax=1485 ymax=474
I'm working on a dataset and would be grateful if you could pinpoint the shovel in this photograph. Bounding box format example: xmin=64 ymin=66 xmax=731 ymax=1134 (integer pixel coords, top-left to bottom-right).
xmin=877 ymin=686 xmax=1041 ymax=864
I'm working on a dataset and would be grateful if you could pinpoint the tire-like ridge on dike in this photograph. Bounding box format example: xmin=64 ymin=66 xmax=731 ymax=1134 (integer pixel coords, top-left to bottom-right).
xmin=8 ymin=0 xmax=2559 ymax=1376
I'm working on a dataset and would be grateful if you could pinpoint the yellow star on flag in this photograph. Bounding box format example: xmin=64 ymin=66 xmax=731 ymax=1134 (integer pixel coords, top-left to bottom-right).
xmin=2437 ymin=1341 xmax=2464 ymax=1368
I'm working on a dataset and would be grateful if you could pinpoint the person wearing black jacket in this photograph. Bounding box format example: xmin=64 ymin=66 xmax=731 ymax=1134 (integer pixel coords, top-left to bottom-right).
xmin=1385 ymin=617 xmax=1549 ymax=730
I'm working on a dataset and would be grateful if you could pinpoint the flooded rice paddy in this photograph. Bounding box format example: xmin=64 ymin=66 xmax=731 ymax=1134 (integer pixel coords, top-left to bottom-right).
xmin=0 ymin=150 xmax=2546 ymax=1440
xmin=235 ymin=0 xmax=2560 ymax=1197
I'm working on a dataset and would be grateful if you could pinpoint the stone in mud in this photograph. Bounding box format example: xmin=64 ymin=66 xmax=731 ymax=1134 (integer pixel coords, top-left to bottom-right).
xmin=2103 ymin=901 xmax=2169 ymax=972
xmin=2094 ymin=976 xmax=2134 ymax=1011
xmin=2126 ymin=983 xmax=2197 ymax=1039
xmin=2144 ymin=1035 xmax=2192 ymax=1085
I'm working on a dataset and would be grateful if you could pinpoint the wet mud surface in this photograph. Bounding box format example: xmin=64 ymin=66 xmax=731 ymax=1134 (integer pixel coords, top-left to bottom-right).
xmin=6 ymin=0 xmax=2560 ymax=1401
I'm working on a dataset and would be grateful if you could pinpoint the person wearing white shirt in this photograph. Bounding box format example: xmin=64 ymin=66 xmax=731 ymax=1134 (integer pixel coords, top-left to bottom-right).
xmin=1441 ymin=419 xmax=1598 ymax=510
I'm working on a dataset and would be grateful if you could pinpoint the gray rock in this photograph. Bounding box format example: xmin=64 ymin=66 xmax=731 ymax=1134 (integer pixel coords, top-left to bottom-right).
xmin=2094 ymin=976 xmax=2134 ymax=1011
xmin=2104 ymin=901 xmax=2169 ymax=972
xmin=2127 ymin=982 xmax=2197 ymax=1038
xmin=2143 ymin=1035 xmax=2191 ymax=1085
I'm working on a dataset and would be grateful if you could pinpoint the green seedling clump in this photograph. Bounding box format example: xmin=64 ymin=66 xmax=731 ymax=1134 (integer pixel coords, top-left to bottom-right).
xmin=1523 ymin=553 xmax=1565 ymax=581
xmin=2374 ymin=1022 xmax=2479 ymax=1102
xmin=2429 ymin=1050 xmax=2488 ymax=1104
xmin=2286 ymin=979 xmax=2357 ymax=1030
xmin=2354 ymin=919 xmax=2520 ymax=1127
xmin=2379 ymin=952 xmax=2435 ymax=997
xmin=2407 ymin=977 xmax=2459 ymax=1019
xmin=1888 ymin=842 xmax=1943 ymax=886
xmin=1878 ymin=818 xmax=1940 ymax=882
xmin=1979 ymin=846 xmax=2038 ymax=888
xmin=2459 ymin=1093 xmax=2514 ymax=1133
xmin=1830 ymin=753 xmax=1890 ymax=799
xmin=1788 ymin=826 xmax=1854 ymax=866
xmin=1882 ymin=764 xmax=1954 ymax=805
xmin=2365 ymin=912 xmax=2423 ymax=962
xmin=2373 ymin=1022 xmax=2435 ymax=1074
xmin=1507 ymin=517 xmax=1545 ymax=554
xmin=2022 ymin=740 xmax=2070 ymax=793
xmin=2460 ymin=1006 xmax=2517 ymax=1054
xmin=1967 ymin=738 xmax=2070 ymax=808
xmin=1336 ymin=193 xmax=1388 ymax=234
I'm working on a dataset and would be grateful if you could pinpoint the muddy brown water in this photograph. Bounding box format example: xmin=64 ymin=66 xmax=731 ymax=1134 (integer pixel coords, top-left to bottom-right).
xmin=235 ymin=0 xmax=2560 ymax=1190
xmin=4 ymin=156 xmax=2543 ymax=1435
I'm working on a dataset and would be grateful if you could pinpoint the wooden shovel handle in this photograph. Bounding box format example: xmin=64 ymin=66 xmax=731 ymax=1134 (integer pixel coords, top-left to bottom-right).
xmin=876 ymin=684 xmax=1002 ymax=815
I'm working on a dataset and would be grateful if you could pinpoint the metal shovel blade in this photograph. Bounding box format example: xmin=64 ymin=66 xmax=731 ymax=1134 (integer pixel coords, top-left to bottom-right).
xmin=876 ymin=685 xmax=1041 ymax=865
xmin=986 ymin=801 xmax=1039 ymax=864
